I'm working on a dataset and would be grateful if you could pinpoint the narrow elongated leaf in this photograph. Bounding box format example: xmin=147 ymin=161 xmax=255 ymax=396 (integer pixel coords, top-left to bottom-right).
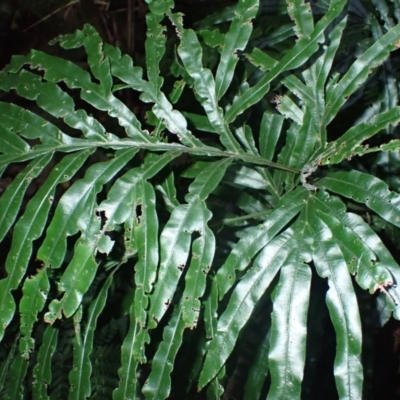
xmin=182 ymin=112 xmax=217 ymax=133
xmin=243 ymin=327 xmax=271 ymax=400
xmin=0 ymin=95 xmax=79 ymax=148
xmin=227 ymin=164 xmax=271 ymax=189
xmin=199 ymin=230 xmax=295 ymax=389
xmin=234 ymin=124 xmax=259 ymax=155
xmin=276 ymin=94 xmax=304 ymax=125
xmin=55 ymin=25 xmax=112 ymax=93
xmin=7 ymin=353 xmax=29 ymax=400
xmin=225 ymin=0 xmax=347 ymax=123
xmin=44 ymin=214 xmax=101 ymax=323
xmin=267 ymin=254 xmax=311 ymax=400
xmin=365 ymin=138 xmax=400 ymax=154
xmin=203 ymin=279 xmax=219 ymax=339
xmin=0 ymin=335 xmax=19 ymax=396
xmin=324 ymin=22 xmax=400 ymax=125
xmin=142 ymin=304 xmax=186 ymax=400
xmin=176 ymin=24 xmax=242 ymax=152
xmin=339 ymin=212 xmax=400 ymax=318
xmin=68 ymin=275 xmax=113 ymax=400
xmin=286 ymin=0 xmax=314 ymax=38
xmin=32 ymin=326 xmax=58 ymax=400
xmin=169 ymin=79 xmax=186 ymax=104
xmin=198 ymin=28 xmax=226 ymax=48
xmin=182 ymin=221 xmax=215 ymax=328
xmin=318 ymin=170 xmax=400 ymax=228
xmin=38 ymin=148 xmax=136 ymax=269
xmin=0 ymin=155 xmax=51 ymax=241
xmin=0 ymin=150 xmax=92 ymax=340
xmin=310 ymin=214 xmax=363 ymax=400
xmin=311 ymin=194 xmax=393 ymax=293
xmin=0 ymin=71 xmax=110 ymax=144
xmin=282 ymin=74 xmax=313 ymax=104
xmin=156 ymin=168 xmax=180 ymax=212
xmin=215 ymin=0 xmax=259 ymax=99
xmin=144 ymin=13 xmax=204 ymax=147
xmin=28 ymin=27 xmax=153 ymax=143
xmin=19 ymin=268 xmax=50 ymax=359
xmin=104 ymin=37 xmax=204 ymax=148
xmin=303 ymin=16 xmax=347 ymax=147
xmin=145 ymin=12 xmax=165 ymax=95
xmin=0 ymin=144 xmax=90 ymax=169
xmin=216 ymin=187 xmax=308 ymax=299
xmin=0 ymin=125 xmax=29 ymax=154
xmin=322 ymin=107 xmax=400 ymax=164
xmin=285 ymin=107 xmax=318 ymax=168
xmin=259 ymin=112 xmax=284 ymax=161
xmin=132 ymin=179 xmax=159 ymax=361
xmin=273 ymin=123 xmax=299 ymax=193
xmin=246 ymin=48 xmax=278 ymax=71
xmin=113 ymin=304 xmax=141 ymax=400
xmin=99 ymin=151 xmax=180 ymax=231
xmin=146 ymin=0 xmax=174 ymax=15
xmin=149 ymin=159 xmax=231 ymax=328
xmin=206 ymin=368 xmax=225 ymax=399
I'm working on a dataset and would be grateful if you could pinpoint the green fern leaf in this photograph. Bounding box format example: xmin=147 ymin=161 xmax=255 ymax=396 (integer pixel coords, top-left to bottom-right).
xmin=318 ymin=170 xmax=400 ymax=228
xmin=32 ymin=326 xmax=58 ymax=400
xmin=8 ymin=352 xmax=29 ymax=400
xmin=339 ymin=212 xmax=400 ymax=318
xmin=132 ymin=178 xmax=159 ymax=362
xmin=176 ymin=25 xmax=242 ymax=152
xmin=149 ymin=159 xmax=232 ymax=328
xmin=199 ymin=229 xmax=296 ymax=389
xmin=309 ymin=213 xmax=363 ymax=400
xmin=38 ymin=149 xmax=136 ymax=269
xmin=322 ymin=107 xmax=400 ymax=164
xmin=216 ymin=187 xmax=308 ymax=299
xmin=243 ymin=327 xmax=271 ymax=400
xmin=259 ymin=112 xmax=284 ymax=161
xmin=324 ymin=22 xmax=400 ymax=125
xmin=215 ymin=0 xmax=259 ymax=99
xmin=0 ymin=155 xmax=51 ymax=242
xmin=113 ymin=306 xmax=141 ymax=400
xmin=286 ymin=0 xmax=314 ymax=38
xmin=310 ymin=191 xmax=393 ymax=290
xmin=267 ymin=253 xmax=311 ymax=399
xmin=19 ymin=269 xmax=50 ymax=359
xmin=68 ymin=275 xmax=113 ymax=400
xmin=0 ymin=150 xmax=92 ymax=339
xmin=142 ymin=303 xmax=186 ymax=400
xmin=225 ymin=0 xmax=347 ymax=123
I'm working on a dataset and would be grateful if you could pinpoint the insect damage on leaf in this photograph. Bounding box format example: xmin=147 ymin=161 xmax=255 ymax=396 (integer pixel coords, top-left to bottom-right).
xmin=1 ymin=1 xmax=400 ymax=399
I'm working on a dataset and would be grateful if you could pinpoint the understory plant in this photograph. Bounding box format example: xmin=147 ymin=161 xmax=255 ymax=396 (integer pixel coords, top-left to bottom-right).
xmin=2 ymin=0 xmax=400 ymax=398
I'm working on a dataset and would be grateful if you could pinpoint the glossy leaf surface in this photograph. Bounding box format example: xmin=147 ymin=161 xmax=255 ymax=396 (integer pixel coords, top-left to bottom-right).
xmin=1 ymin=2 xmax=400 ymax=399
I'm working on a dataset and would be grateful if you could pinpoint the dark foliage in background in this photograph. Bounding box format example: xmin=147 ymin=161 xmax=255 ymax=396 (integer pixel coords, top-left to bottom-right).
xmin=1 ymin=0 xmax=400 ymax=399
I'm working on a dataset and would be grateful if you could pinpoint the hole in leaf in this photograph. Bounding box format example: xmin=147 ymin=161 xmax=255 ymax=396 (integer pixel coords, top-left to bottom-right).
xmin=136 ymin=204 xmax=142 ymax=223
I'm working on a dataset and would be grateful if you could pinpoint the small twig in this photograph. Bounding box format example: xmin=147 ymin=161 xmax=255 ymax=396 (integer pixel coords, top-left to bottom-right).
xmin=223 ymin=210 xmax=272 ymax=225
xmin=22 ymin=0 xmax=80 ymax=32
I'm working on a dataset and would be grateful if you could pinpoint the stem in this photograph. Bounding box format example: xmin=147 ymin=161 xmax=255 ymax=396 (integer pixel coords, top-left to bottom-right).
xmin=223 ymin=210 xmax=272 ymax=225
xmin=101 ymin=141 xmax=300 ymax=173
